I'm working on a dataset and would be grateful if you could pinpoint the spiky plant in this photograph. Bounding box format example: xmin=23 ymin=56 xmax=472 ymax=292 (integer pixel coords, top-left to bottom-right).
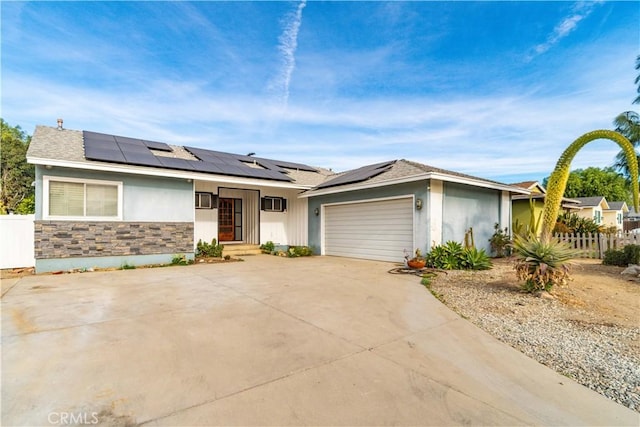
xmin=541 ymin=130 xmax=639 ymax=240
xmin=512 ymin=234 xmax=578 ymax=292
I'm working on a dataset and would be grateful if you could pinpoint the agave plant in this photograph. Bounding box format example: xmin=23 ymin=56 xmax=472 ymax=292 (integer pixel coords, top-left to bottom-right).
xmin=460 ymin=247 xmax=493 ymax=270
xmin=512 ymin=234 xmax=578 ymax=292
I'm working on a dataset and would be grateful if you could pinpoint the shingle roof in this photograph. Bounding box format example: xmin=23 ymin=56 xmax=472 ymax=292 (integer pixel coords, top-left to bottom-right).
xmin=606 ymin=201 xmax=628 ymax=211
xmin=304 ymin=159 xmax=521 ymax=193
xmin=572 ymin=196 xmax=607 ymax=207
xmin=510 ymin=181 xmax=538 ymax=189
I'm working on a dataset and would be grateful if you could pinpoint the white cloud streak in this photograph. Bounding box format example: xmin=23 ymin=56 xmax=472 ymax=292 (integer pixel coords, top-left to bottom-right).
xmin=529 ymin=1 xmax=602 ymax=59
xmin=270 ymin=0 xmax=306 ymax=110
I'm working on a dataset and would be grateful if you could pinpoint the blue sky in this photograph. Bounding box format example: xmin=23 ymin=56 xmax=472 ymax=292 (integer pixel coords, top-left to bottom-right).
xmin=1 ymin=1 xmax=638 ymax=183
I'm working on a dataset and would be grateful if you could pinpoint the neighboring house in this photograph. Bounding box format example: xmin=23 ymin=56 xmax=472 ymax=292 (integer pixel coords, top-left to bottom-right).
xmin=569 ymin=196 xmax=609 ymax=226
xmin=510 ymin=181 xmax=580 ymax=235
xmin=603 ymin=201 xmax=629 ymax=232
xmin=27 ymin=124 xmax=528 ymax=272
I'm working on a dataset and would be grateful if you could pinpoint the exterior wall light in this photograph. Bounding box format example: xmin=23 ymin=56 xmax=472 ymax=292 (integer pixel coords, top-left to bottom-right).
xmin=415 ymin=198 xmax=423 ymax=210
xmin=314 ymin=207 xmax=320 ymax=216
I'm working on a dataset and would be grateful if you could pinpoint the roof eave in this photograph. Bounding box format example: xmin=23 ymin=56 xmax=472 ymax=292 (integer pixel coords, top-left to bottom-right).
xmin=299 ymin=171 xmax=529 ymax=198
xmin=28 ymin=156 xmax=315 ymax=190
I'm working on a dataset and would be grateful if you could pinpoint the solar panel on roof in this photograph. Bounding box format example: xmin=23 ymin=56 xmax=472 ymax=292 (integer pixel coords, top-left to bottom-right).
xmin=84 ymin=131 xmax=116 ymax=143
xmin=84 ymin=146 xmax=127 ymax=163
xmin=316 ymin=161 xmax=395 ymax=189
xmin=190 ymin=161 xmax=225 ymax=173
xmin=118 ymin=143 xmax=150 ymax=154
xmin=83 ymin=132 xmax=306 ymax=181
xmin=143 ymin=140 xmax=172 ymax=152
xmin=157 ymin=156 xmax=195 ymax=171
xmin=114 ymin=136 xmax=145 ymax=146
xmin=122 ymin=152 xmax=163 ymax=167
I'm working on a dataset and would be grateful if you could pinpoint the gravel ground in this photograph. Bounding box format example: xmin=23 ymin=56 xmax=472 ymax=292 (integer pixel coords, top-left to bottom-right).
xmin=425 ymin=263 xmax=640 ymax=412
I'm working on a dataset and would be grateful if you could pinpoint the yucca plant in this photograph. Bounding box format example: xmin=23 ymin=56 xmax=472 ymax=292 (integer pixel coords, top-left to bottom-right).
xmin=512 ymin=234 xmax=578 ymax=292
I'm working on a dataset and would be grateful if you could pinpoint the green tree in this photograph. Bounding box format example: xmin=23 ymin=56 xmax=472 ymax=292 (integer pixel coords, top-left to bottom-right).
xmin=0 ymin=119 xmax=34 ymax=214
xmin=544 ymin=167 xmax=632 ymax=204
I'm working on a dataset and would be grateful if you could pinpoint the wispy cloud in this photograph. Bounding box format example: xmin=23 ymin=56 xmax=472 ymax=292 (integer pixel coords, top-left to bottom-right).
xmin=269 ymin=0 xmax=307 ymax=110
xmin=528 ymin=1 xmax=602 ymax=60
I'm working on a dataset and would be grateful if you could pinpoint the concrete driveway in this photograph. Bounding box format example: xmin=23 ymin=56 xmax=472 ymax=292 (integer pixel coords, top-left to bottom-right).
xmin=1 ymin=256 xmax=637 ymax=426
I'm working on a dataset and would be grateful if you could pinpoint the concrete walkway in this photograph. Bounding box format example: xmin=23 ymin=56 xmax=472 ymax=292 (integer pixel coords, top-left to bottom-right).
xmin=1 ymin=256 xmax=637 ymax=426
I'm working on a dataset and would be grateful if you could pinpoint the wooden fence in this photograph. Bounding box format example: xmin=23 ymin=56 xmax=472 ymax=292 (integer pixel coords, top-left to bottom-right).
xmin=554 ymin=231 xmax=640 ymax=259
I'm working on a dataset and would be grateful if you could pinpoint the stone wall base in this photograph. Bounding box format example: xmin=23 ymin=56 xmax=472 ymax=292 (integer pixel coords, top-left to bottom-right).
xmin=35 ymin=221 xmax=194 ymax=259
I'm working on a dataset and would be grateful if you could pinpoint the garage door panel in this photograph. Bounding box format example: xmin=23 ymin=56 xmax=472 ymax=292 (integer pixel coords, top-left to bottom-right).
xmin=324 ymin=198 xmax=413 ymax=262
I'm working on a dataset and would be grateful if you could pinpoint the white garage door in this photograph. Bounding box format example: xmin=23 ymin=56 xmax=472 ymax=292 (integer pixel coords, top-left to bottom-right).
xmin=324 ymin=197 xmax=414 ymax=262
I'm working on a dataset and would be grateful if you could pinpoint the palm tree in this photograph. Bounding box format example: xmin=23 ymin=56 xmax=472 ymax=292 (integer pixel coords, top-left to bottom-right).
xmin=613 ymin=111 xmax=640 ymax=179
xmin=635 ymin=54 xmax=640 ymax=105
xmin=611 ymin=56 xmax=640 ymax=179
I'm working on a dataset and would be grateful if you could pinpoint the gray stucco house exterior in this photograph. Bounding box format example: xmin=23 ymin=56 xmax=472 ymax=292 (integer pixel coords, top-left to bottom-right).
xmin=27 ymin=124 xmax=527 ymax=272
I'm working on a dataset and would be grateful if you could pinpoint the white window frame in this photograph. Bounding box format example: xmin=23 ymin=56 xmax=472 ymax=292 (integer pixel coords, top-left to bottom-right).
xmin=43 ymin=175 xmax=123 ymax=221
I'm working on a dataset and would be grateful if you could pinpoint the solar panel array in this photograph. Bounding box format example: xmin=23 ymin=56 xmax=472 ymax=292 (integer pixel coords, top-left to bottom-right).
xmin=83 ymin=131 xmax=318 ymax=182
xmin=315 ymin=160 xmax=396 ymax=189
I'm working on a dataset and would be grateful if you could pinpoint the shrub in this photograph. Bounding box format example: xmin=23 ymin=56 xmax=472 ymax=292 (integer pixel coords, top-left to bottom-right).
xmin=488 ymin=223 xmax=511 ymax=257
xmin=260 ymin=241 xmax=275 ymax=254
xmin=171 ymin=254 xmax=191 ymax=266
xmin=426 ymin=241 xmax=492 ymax=271
xmin=287 ymin=246 xmax=313 ymax=257
xmin=196 ymin=238 xmax=224 ymax=258
xmin=554 ymin=212 xmax=601 ymax=234
xmin=603 ymin=244 xmax=640 ymax=266
xmin=625 ymin=244 xmax=640 ymax=265
xmin=512 ymin=235 xmax=577 ymax=292
xmin=603 ymin=249 xmax=628 ymax=267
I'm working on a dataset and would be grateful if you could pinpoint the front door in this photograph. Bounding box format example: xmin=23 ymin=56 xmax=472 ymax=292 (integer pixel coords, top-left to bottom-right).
xmin=218 ymin=198 xmax=242 ymax=241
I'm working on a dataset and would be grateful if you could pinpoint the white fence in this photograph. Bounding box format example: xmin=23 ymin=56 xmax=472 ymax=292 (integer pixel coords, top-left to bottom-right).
xmin=554 ymin=232 xmax=640 ymax=259
xmin=0 ymin=214 xmax=35 ymax=269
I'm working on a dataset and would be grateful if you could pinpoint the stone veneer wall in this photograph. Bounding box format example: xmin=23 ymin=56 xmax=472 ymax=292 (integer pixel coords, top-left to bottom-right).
xmin=34 ymin=221 xmax=194 ymax=259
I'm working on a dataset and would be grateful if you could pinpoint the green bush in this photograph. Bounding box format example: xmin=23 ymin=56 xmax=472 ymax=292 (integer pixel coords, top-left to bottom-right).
xmin=603 ymin=249 xmax=628 ymax=266
xmin=624 ymin=244 xmax=640 ymax=265
xmin=603 ymin=244 xmax=640 ymax=266
xmin=171 ymin=254 xmax=192 ymax=266
xmin=512 ymin=235 xmax=577 ymax=292
xmin=426 ymin=241 xmax=492 ymax=271
xmin=287 ymin=246 xmax=313 ymax=257
xmin=554 ymin=212 xmax=601 ymax=234
xmin=196 ymin=238 xmax=224 ymax=258
xmin=260 ymin=241 xmax=275 ymax=254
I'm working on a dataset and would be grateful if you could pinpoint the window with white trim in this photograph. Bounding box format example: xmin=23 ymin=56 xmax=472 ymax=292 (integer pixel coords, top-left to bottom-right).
xmin=261 ymin=196 xmax=287 ymax=212
xmin=44 ymin=176 xmax=122 ymax=220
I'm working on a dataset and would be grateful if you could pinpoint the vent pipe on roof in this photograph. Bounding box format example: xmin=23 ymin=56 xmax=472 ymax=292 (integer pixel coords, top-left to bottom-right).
xmin=57 ymin=118 xmax=63 ymax=130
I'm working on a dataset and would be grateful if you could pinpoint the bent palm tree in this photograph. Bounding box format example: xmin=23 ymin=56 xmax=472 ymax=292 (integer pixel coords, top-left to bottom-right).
xmin=541 ymin=130 xmax=639 ymax=240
